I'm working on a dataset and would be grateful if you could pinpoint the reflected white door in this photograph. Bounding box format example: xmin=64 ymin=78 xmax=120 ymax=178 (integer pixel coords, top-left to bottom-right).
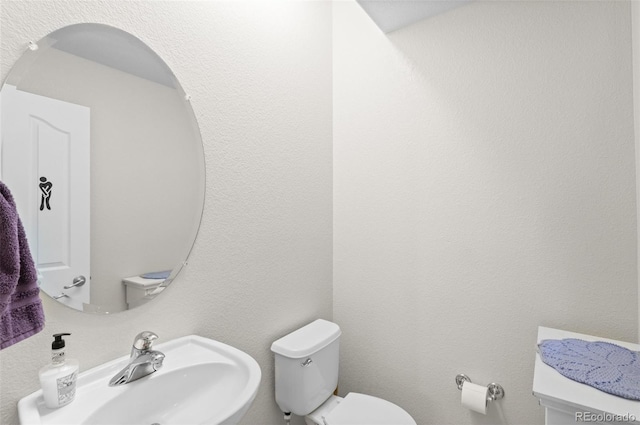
xmin=1 ymin=85 xmax=90 ymax=310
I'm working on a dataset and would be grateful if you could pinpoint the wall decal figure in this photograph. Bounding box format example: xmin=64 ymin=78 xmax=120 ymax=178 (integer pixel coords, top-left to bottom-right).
xmin=39 ymin=177 xmax=52 ymax=211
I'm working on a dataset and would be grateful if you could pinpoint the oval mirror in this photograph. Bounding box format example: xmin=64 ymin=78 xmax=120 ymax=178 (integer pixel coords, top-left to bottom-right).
xmin=0 ymin=24 xmax=205 ymax=314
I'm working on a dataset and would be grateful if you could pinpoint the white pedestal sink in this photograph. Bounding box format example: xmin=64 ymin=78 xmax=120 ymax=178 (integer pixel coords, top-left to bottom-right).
xmin=18 ymin=335 xmax=261 ymax=425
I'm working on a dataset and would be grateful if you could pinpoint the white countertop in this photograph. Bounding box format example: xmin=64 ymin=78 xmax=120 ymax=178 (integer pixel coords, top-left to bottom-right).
xmin=533 ymin=326 xmax=640 ymax=421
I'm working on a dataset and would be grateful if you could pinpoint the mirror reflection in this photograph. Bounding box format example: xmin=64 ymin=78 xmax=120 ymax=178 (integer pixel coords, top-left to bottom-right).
xmin=0 ymin=24 xmax=205 ymax=314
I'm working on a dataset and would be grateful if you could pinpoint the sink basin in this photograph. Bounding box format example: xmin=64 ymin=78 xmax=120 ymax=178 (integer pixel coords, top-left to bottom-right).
xmin=18 ymin=335 xmax=261 ymax=425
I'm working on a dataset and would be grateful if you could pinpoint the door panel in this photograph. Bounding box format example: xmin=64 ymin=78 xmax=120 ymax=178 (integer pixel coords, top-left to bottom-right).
xmin=1 ymin=85 xmax=90 ymax=310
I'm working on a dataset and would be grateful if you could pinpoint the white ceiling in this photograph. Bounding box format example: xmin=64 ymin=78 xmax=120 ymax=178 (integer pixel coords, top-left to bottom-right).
xmin=356 ymin=0 xmax=473 ymax=33
xmin=49 ymin=24 xmax=177 ymax=88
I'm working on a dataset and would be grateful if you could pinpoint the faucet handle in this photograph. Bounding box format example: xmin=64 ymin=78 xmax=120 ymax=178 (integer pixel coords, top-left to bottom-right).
xmin=150 ymin=352 xmax=165 ymax=371
xmin=132 ymin=331 xmax=158 ymax=350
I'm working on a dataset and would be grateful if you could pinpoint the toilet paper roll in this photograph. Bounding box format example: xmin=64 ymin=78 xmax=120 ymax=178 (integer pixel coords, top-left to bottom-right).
xmin=461 ymin=381 xmax=488 ymax=414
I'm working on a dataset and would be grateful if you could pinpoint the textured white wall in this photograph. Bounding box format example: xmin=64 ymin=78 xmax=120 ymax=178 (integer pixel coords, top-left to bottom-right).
xmin=0 ymin=1 xmax=332 ymax=424
xmin=334 ymin=1 xmax=637 ymax=425
xmin=634 ymin=0 xmax=640 ymax=343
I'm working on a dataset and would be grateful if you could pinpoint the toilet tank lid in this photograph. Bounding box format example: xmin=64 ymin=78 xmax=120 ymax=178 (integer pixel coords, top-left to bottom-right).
xmin=271 ymin=319 xmax=341 ymax=358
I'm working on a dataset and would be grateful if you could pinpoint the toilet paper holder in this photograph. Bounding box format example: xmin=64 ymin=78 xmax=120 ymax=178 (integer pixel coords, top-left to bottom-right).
xmin=455 ymin=374 xmax=505 ymax=401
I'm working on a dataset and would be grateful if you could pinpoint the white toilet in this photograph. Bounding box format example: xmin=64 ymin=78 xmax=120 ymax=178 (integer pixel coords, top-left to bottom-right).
xmin=271 ymin=319 xmax=417 ymax=425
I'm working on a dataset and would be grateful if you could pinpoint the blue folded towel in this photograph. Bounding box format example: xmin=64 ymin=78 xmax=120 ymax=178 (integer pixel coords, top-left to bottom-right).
xmin=141 ymin=270 xmax=171 ymax=280
xmin=538 ymin=338 xmax=640 ymax=401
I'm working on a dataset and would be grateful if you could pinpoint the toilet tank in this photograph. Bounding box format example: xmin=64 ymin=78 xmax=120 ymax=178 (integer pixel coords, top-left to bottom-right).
xmin=271 ymin=319 xmax=341 ymax=416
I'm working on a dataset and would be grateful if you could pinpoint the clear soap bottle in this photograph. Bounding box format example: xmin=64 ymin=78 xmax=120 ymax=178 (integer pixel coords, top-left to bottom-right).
xmin=39 ymin=333 xmax=79 ymax=409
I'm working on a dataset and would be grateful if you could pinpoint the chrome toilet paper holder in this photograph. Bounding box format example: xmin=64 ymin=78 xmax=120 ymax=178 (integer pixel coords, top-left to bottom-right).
xmin=455 ymin=374 xmax=505 ymax=401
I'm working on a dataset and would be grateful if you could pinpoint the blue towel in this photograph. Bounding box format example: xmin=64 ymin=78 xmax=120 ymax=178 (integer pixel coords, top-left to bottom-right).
xmin=538 ymin=338 xmax=640 ymax=401
xmin=141 ymin=270 xmax=170 ymax=280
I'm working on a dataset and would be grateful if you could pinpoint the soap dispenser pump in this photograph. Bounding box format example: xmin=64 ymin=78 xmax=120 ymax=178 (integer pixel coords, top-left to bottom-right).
xmin=39 ymin=333 xmax=79 ymax=409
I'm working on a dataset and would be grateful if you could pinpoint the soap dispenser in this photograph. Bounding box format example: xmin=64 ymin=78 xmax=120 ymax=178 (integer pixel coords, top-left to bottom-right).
xmin=39 ymin=333 xmax=79 ymax=409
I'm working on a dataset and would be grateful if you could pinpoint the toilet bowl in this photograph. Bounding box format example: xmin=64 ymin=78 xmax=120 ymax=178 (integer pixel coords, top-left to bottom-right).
xmin=271 ymin=319 xmax=417 ymax=425
xmin=304 ymin=393 xmax=415 ymax=425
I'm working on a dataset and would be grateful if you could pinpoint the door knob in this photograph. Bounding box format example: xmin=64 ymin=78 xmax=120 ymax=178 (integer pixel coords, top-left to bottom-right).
xmin=64 ymin=275 xmax=86 ymax=289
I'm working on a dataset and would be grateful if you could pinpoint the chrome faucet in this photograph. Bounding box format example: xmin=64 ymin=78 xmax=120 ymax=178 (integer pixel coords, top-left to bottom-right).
xmin=109 ymin=331 xmax=165 ymax=386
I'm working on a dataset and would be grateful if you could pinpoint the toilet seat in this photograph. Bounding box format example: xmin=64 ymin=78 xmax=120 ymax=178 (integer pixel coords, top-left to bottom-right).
xmin=323 ymin=393 xmax=416 ymax=425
